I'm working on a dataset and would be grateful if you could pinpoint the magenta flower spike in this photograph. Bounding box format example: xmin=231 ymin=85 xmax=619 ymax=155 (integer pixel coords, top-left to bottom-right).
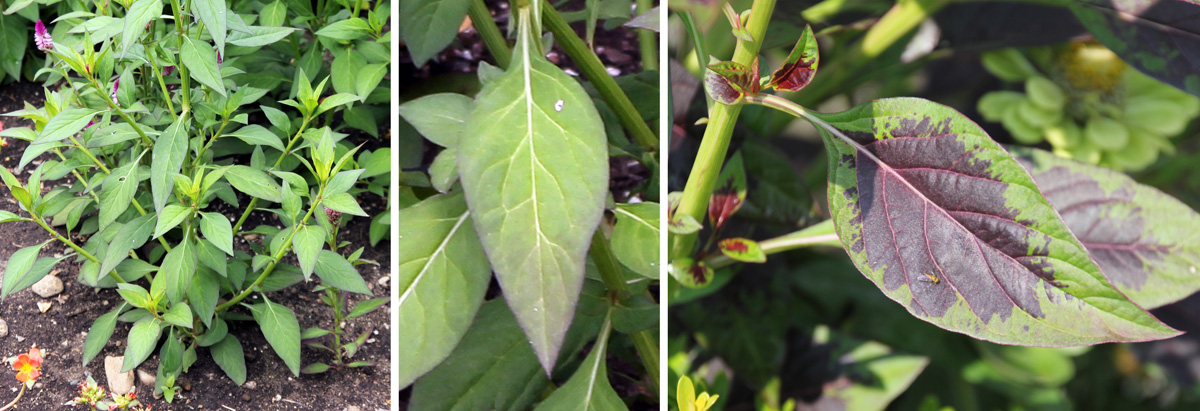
xmin=163 ymin=65 xmax=175 ymax=76
xmin=34 ymin=20 xmax=53 ymax=52
xmin=111 ymin=79 xmax=120 ymax=107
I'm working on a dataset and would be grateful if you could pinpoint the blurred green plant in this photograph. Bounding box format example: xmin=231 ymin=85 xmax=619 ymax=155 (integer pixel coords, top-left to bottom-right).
xmin=978 ymin=43 xmax=1200 ymax=171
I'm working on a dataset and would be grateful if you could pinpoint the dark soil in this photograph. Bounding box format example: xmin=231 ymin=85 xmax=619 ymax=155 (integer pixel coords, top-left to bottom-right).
xmin=0 ymin=81 xmax=392 ymax=410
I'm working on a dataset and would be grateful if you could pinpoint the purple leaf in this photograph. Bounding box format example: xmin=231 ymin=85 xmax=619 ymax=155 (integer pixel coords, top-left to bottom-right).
xmin=1070 ymin=0 xmax=1200 ymax=96
xmin=1014 ymin=147 xmax=1200 ymax=309
xmin=769 ymin=25 xmax=819 ymax=92
xmin=818 ymin=97 xmax=1178 ymax=345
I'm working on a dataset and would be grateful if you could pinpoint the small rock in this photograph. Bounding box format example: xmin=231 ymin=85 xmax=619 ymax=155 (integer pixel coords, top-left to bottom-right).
xmin=137 ymin=369 xmax=155 ymax=386
xmin=376 ymin=276 xmax=389 ymax=286
xmin=180 ymin=379 xmax=191 ymax=391
xmin=36 ymin=302 xmax=51 ymax=313
xmin=0 ymin=318 xmax=7 ymax=338
xmin=345 ymin=406 xmax=361 ymax=411
xmin=105 ymin=356 xmax=136 ymax=395
xmin=244 ymin=381 xmax=256 ymax=390
xmin=31 ymin=275 xmax=63 ymax=298
xmin=242 ymin=393 xmax=251 ymax=402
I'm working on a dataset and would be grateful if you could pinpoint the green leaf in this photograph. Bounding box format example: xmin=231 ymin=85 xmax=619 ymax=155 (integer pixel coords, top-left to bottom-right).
xmin=816 ymin=97 xmax=1178 ymax=345
xmin=197 ymin=317 xmax=228 ymax=346
xmin=181 ymin=36 xmax=226 ymax=96
xmin=98 ymin=160 xmax=140 ymax=231
xmin=226 ymin=26 xmax=297 ymax=47
xmin=200 ymin=212 xmax=234 ymax=256
xmin=153 ymin=204 xmax=191 ymax=239
xmin=347 ymin=297 xmax=389 ymax=319
xmin=116 ymin=283 xmax=152 ymax=308
xmin=226 ymin=125 xmax=286 ymax=152
xmin=163 ymin=302 xmax=194 ymax=328
xmin=210 ymin=334 xmax=247 ymax=385
xmin=191 ymin=0 xmax=226 ymax=56
xmin=429 ymin=147 xmax=458 ymax=193
xmin=121 ymin=318 xmax=164 ymax=372
xmin=152 ymin=116 xmax=189 ymax=212
xmin=119 ymin=0 xmax=161 ymax=59
xmin=260 ymin=0 xmax=287 ymax=26
xmin=315 ymin=93 xmax=361 ymax=115
xmin=225 ymin=165 xmax=282 ymax=203
xmin=100 ymin=214 xmax=156 ymax=279
xmin=668 ymin=213 xmax=702 ymax=234
xmin=301 ymin=363 xmax=331 ymax=374
xmin=408 ymin=300 xmax=550 ymax=409
xmin=292 ymin=224 xmax=325 ymax=278
xmin=0 ymin=210 xmax=26 ymax=223
xmin=612 ymin=202 xmax=660 ymax=278
xmin=314 ymin=17 xmax=370 ymax=41
xmin=780 ymin=326 xmax=928 ymax=410
xmin=718 ymin=237 xmax=766 ymax=263
xmin=83 ymin=303 xmax=127 ymax=366
xmin=532 ymin=314 xmax=625 ymax=411
xmin=314 ymin=249 xmax=372 ymax=295
xmin=355 ymin=63 xmax=388 ymax=101
xmin=1 ymin=241 xmax=47 ymax=299
xmin=1014 ymin=147 xmax=1200 ymax=309
xmin=186 ymin=268 xmax=219 ymax=326
xmin=160 ymin=238 xmax=197 ymax=304
xmin=457 ymin=9 xmax=609 ymax=373
xmin=399 ymin=0 xmax=472 ymax=66
xmin=33 ymin=108 xmax=102 ymax=145
xmin=250 ymin=299 xmax=301 ymax=376
xmin=321 ymin=192 xmax=367 ymax=216
xmin=397 ymin=93 xmax=471 ymax=147
xmin=398 ymin=193 xmax=491 ymax=390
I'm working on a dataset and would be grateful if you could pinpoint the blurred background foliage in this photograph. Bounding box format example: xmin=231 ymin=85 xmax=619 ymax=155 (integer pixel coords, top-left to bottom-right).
xmin=667 ymin=0 xmax=1200 ymax=409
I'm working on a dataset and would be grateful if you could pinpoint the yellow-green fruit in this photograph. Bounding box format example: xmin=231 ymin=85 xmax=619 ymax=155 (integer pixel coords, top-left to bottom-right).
xmin=1017 ymin=99 xmax=1062 ymax=128
xmin=1044 ymin=120 xmax=1082 ymax=149
xmin=1026 ymin=77 xmax=1066 ymax=110
xmin=1124 ymin=97 xmax=1192 ymax=136
xmin=1105 ymin=127 xmax=1160 ymax=171
xmin=1085 ymin=116 xmax=1129 ymax=150
xmin=982 ymin=49 xmax=1040 ymax=82
xmin=978 ymin=91 xmax=1026 ymax=122
xmin=1003 ymin=103 xmax=1045 ymax=144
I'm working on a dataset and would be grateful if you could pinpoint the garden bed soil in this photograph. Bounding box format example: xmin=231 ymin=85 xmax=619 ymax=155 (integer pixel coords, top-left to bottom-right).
xmin=0 ymin=81 xmax=393 ymax=410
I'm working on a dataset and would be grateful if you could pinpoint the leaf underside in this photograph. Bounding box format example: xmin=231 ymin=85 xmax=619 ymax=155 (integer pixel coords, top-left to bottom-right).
xmin=1069 ymin=0 xmax=1200 ymax=97
xmin=456 ymin=8 xmax=609 ymax=373
xmin=1013 ymin=147 xmax=1200 ymax=309
xmin=817 ymin=97 xmax=1177 ymax=346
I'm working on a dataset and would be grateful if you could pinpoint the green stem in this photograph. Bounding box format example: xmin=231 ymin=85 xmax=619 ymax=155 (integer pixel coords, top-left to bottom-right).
xmin=669 ymin=0 xmax=776 ymax=262
xmin=469 ymin=0 xmax=511 ymax=69
xmin=169 ymin=0 xmax=192 ymax=115
xmin=703 ymin=220 xmax=839 ymax=269
xmin=587 ymin=228 xmax=658 ymax=394
xmin=89 ymin=80 xmax=153 ymax=147
xmin=631 ymin=330 xmax=659 ymax=395
xmin=28 ymin=208 xmax=124 ymax=284
xmin=217 ymin=192 xmax=323 ymax=313
xmin=145 ymin=49 xmax=178 ymax=120
xmin=63 ymin=139 xmax=173 ymax=251
xmin=589 ymin=229 xmax=628 ymax=295
xmin=542 ymin=1 xmax=658 ymax=152
xmin=634 ymin=0 xmax=657 ymax=71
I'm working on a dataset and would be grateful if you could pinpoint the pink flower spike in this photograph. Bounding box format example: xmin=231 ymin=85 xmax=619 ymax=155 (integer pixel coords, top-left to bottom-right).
xmin=163 ymin=65 xmax=175 ymax=76
xmin=34 ymin=20 xmax=53 ymax=52
xmin=111 ymin=79 xmax=120 ymax=107
xmin=217 ymin=51 xmax=223 ymax=66
xmin=83 ymin=119 xmax=95 ymax=131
